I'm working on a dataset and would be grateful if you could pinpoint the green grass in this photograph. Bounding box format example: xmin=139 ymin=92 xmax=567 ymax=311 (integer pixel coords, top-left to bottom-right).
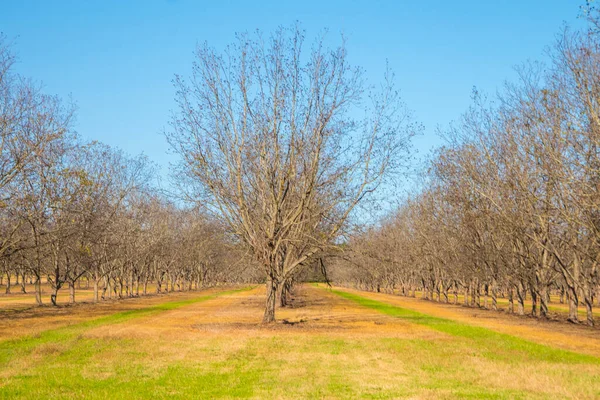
xmin=329 ymin=288 xmax=599 ymax=364
xmin=2 ymin=285 xmax=600 ymax=399
xmin=0 ymin=333 xmax=551 ymax=399
xmin=0 ymin=287 xmax=252 ymax=369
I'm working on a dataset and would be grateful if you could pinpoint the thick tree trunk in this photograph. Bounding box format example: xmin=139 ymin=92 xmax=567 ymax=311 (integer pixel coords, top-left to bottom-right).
xmin=539 ymin=286 xmax=549 ymax=318
xmin=263 ymin=278 xmax=277 ymax=323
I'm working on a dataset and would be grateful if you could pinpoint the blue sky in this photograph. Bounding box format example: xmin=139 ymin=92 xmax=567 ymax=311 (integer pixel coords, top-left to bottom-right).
xmin=1 ymin=1 xmax=585 ymax=180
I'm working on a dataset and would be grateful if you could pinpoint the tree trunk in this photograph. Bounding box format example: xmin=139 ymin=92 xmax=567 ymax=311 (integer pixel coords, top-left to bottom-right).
xmin=279 ymin=283 xmax=288 ymax=307
xmin=442 ymin=285 xmax=449 ymax=303
xmin=20 ymin=273 xmax=26 ymax=293
xmin=106 ymin=277 xmax=112 ymax=299
xmin=35 ymin=276 xmax=43 ymax=305
xmin=263 ymin=278 xmax=277 ymax=323
xmin=539 ymin=285 xmax=549 ymax=318
xmin=93 ymin=279 xmax=100 ymax=303
xmin=483 ymin=284 xmax=489 ymax=309
xmin=50 ymin=287 xmax=59 ymax=306
xmin=530 ymin=288 xmax=538 ymax=317
xmin=560 ymin=287 xmax=565 ymax=304
xmin=4 ymin=274 xmax=10 ymax=294
xmin=69 ymin=282 xmax=75 ymax=304
xmin=453 ymin=283 xmax=458 ymax=304
xmin=516 ymin=283 xmax=525 ymax=316
xmin=567 ymin=285 xmax=578 ymax=323
xmin=584 ymin=285 xmax=594 ymax=326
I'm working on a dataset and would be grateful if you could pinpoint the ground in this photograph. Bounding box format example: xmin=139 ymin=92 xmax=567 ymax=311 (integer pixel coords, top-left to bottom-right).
xmin=1 ymin=284 xmax=599 ymax=399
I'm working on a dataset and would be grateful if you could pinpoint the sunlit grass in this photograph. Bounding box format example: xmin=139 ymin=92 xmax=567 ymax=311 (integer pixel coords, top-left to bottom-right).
xmin=1 ymin=285 xmax=600 ymax=399
xmin=330 ymin=289 xmax=600 ymax=364
xmin=0 ymin=287 xmax=251 ymax=368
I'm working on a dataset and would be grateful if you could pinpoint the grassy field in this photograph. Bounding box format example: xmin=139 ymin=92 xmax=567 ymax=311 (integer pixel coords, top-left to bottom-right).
xmin=1 ymin=285 xmax=600 ymax=399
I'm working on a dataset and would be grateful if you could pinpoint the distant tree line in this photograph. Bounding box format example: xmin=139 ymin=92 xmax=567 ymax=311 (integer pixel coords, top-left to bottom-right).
xmin=333 ymin=11 xmax=600 ymax=326
xmin=0 ymin=34 xmax=257 ymax=305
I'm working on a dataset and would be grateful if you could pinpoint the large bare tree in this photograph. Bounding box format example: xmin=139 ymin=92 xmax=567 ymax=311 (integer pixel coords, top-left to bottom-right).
xmin=167 ymin=26 xmax=416 ymax=322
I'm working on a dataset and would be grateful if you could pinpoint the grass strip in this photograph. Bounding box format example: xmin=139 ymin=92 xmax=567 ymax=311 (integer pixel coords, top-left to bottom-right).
xmin=328 ymin=287 xmax=599 ymax=364
xmin=0 ymin=287 xmax=253 ymax=367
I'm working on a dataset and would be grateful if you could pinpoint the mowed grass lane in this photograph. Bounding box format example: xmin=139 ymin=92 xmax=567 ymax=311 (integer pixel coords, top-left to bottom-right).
xmin=1 ymin=285 xmax=599 ymax=399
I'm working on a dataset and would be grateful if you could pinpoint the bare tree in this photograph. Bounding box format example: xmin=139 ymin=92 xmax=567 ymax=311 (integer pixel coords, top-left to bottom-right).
xmin=167 ymin=25 xmax=416 ymax=322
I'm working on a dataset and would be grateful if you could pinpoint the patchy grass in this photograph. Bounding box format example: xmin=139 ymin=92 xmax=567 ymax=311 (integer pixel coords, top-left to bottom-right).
xmin=0 ymin=287 xmax=251 ymax=369
xmin=330 ymin=289 xmax=599 ymax=364
xmin=1 ymin=285 xmax=600 ymax=399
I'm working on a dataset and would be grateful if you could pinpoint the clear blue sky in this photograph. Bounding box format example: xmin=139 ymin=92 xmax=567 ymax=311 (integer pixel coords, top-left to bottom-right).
xmin=0 ymin=0 xmax=585 ymax=178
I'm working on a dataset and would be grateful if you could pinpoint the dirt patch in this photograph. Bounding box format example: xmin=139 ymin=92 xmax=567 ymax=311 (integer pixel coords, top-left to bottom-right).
xmin=85 ymin=285 xmax=446 ymax=342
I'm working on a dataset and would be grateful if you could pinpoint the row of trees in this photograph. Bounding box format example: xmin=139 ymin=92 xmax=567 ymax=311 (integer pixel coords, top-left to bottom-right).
xmin=334 ymin=11 xmax=600 ymax=326
xmin=2 ymin=26 xmax=415 ymax=321
xmin=0 ymin=34 xmax=255 ymax=305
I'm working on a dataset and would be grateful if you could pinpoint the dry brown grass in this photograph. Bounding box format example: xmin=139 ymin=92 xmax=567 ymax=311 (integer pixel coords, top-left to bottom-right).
xmin=0 ymin=287 xmax=225 ymax=342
